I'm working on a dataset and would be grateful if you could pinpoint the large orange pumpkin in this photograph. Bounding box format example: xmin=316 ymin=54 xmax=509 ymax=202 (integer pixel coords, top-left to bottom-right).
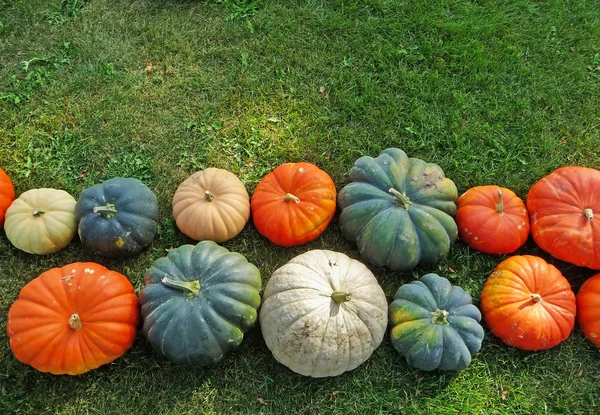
xmin=527 ymin=166 xmax=600 ymax=269
xmin=251 ymin=162 xmax=336 ymax=247
xmin=7 ymin=262 xmax=140 ymax=375
xmin=0 ymin=167 xmax=15 ymax=226
xmin=480 ymin=255 xmax=576 ymax=351
xmin=576 ymin=273 xmax=600 ymax=347
xmin=456 ymin=185 xmax=529 ymax=254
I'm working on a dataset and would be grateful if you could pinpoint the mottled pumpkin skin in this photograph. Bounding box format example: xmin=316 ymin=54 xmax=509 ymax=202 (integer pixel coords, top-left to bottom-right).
xmin=456 ymin=186 xmax=529 ymax=254
xmin=139 ymin=241 xmax=262 ymax=366
xmin=338 ymin=148 xmax=458 ymax=271
xmin=0 ymin=167 xmax=15 ymax=226
xmin=576 ymin=273 xmax=600 ymax=347
xmin=527 ymin=166 xmax=600 ymax=269
xmin=480 ymin=255 xmax=576 ymax=351
xmin=7 ymin=262 xmax=139 ymax=375
xmin=251 ymin=162 xmax=337 ymax=247
xmin=389 ymin=273 xmax=484 ymax=371
xmin=76 ymin=178 xmax=159 ymax=257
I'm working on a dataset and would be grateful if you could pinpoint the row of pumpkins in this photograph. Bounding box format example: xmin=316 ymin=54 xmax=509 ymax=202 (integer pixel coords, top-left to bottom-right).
xmin=2 ymin=148 xmax=600 ymax=378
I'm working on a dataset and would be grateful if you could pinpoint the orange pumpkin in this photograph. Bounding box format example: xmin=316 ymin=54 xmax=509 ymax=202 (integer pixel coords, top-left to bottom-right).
xmin=251 ymin=162 xmax=336 ymax=247
xmin=527 ymin=166 xmax=600 ymax=269
xmin=480 ymin=255 xmax=576 ymax=351
xmin=0 ymin=167 xmax=15 ymax=226
xmin=7 ymin=262 xmax=140 ymax=375
xmin=172 ymin=168 xmax=250 ymax=242
xmin=576 ymin=273 xmax=600 ymax=347
xmin=456 ymin=185 xmax=529 ymax=254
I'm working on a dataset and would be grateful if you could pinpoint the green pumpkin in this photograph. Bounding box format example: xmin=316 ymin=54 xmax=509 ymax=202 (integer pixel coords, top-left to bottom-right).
xmin=389 ymin=273 xmax=484 ymax=371
xmin=139 ymin=241 xmax=262 ymax=366
xmin=337 ymin=148 xmax=458 ymax=271
xmin=75 ymin=177 xmax=159 ymax=257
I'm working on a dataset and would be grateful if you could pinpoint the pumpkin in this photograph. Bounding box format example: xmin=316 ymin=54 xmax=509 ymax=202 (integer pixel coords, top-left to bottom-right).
xmin=337 ymin=148 xmax=458 ymax=271
xmin=480 ymin=255 xmax=576 ymax=351
xmin=139 ymin=241 xmax=261 ymax=365
xmin=0 ymin=167 xmax=15 ymax=226
xmin=389 ymin=273 xmax=484 ymax=371
xmin=76 ymin=177 xmax=159 ymax=257
xmin=456 ymin=185 xmax=529 ymax=254
xmin=4 ymin=188 xmax=77 ymax=254
xmin=251 ymin=162 xmax=336 ymax=247
xmin=260 ymin=250 xmax=388 ymax=377
xmin=576 ymin=273 xmax=600 ymax=347
xmin=7 ymin=262 xmax=140 ymax=375
xmin=172 ymin=168 xmax=250 ymax=242
xmin=527 ymin=166 xmax=600 ymax=269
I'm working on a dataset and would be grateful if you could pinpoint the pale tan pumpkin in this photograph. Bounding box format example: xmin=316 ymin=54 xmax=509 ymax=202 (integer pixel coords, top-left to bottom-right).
xmin=5 ymin=188 xmax=78 ymax=254
xmin=172 ymin=168 xmax=250 ymax=242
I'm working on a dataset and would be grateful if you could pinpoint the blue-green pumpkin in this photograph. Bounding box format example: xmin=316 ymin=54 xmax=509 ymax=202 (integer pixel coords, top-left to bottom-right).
xmin=75 ymin=177 xmax=159 ymax=257
xmin=139 ymin=241 xmax=262 ymax=366
xmin=337 ymin=148 xmax=458 ymax=271
xmin=389 ymin=273 xmax=484 ymax=371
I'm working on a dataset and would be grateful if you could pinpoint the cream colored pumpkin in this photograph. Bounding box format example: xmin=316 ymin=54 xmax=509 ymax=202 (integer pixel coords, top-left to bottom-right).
xmin=172 ymin=168 xmax=250 ymax=242
xmin=5 ymin=188 xmax=77 ymax=254
xmin=260 ymin=249 xmax=388 ymax=378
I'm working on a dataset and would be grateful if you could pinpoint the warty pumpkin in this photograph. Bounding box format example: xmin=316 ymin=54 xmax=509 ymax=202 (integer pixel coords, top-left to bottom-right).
xmin=7 ymin=262 xmax=140 ymax=375
xmin=172 ymin=168 xmax=250 ymax=242
xmin=4 ymin=188 xmax=77 ymax=254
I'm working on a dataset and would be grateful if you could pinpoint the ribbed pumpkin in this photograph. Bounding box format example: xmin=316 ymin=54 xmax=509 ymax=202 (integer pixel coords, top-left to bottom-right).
xmin=527 ymin=166 xmax=600 ymax=269
xmin=139 ymin=241 xmax=262 ymax=365
xmin=172 ymin=168 xmax=250 ymax=242
xmin=260 ymin=250 xmax=388 ymax=377
xmin=251 ymin=162 xmax=336 ymax=247
xmin=76 ymin=177 xmax=159 ymax=257
xmin=7 ymin=262 xmax=140 ymax=375
xmin=4 ymin=188 xmax=77 ymax=254
xmin=337 ymin=148 xmax=458 ymax=271
xmin=0 ymin=167 xmax=15 ymax=226
xmin=480 ymin=255 xmax=576 ymax=351
xmin=456 ymin=185 xmax=529 ymax=254
xmin=389 ymin=273 xmax=484 ymax=371
xmin=576 ymin=273 xmax=600 ymax=347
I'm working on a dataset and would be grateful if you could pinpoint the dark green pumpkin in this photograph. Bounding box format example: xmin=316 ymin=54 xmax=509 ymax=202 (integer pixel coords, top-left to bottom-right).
xmin=139 ymin=241 xmax=262 ymax=366
xmin=389 ymin=273 xmax=484 ymax=371
xmin=337 ymin=148 xmax=458 ymax=271
xmin=75 ymin=177 xmax=159 ymax=257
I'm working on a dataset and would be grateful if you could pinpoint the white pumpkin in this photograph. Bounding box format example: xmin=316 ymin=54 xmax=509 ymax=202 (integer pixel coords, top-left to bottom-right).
xmin=4 ymin=188 xmax=77 ymax=254
xmin=260 ymin=249 xmax=388 ymax=377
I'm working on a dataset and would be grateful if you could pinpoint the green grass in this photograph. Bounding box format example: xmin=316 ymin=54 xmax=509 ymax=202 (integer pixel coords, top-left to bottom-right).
xmin=1 ymin=0 xmax=600 ymax=413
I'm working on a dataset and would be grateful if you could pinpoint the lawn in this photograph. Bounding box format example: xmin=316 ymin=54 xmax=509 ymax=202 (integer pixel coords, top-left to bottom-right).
xmin=1 ymin=0 xmax=600 ymax=413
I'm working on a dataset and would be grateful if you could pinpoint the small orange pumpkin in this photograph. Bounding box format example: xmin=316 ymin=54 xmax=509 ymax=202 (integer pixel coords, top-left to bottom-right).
xmin=456 ymin=185 xmax=529 ymax=254
xmin=7 ymin=262 xmax=140 ymax=375
xmin=576 ymin=273 xmax=600 ymax=347
xmin=251 ymin=162 xmax=336 ymax=247
xmin=0 ymin=167 xmax=15 ymax=226
xmin=480 ymin=255 xmax=576 ymax=351
xmin=172 ymin=168 xmax=250 ymax=242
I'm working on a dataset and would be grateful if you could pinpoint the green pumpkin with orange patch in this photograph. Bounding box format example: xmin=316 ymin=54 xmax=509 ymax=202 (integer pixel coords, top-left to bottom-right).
xmin=75 ymin=177 xmax=159 ymax=257
xmin=389 ymin=273 xmax=484 ymax=371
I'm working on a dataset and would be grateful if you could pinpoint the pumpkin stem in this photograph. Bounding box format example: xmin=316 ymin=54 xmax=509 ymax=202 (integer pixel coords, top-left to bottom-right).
xmin=161 ymin=277 xmax=200 ymax=297
xmin=388 ymin=188 xmax=412 ymax=209
xmin=93 ymin=203 xmax=118 ymax=219
xmin=495 ymin=189 xmax=504 ymax=215
xmin=331 ymin=291 xmax=352 ymax=304
xmin=431 ymin=309 xmax=450 ymax=325
xmin=68 ymin=313 xmax=82 ymax=331
xmin=284 ymin=193 xmax=300 ymax=204
xmin=584 ymin=208 xmax=594 ymax=220
xmin=204 ymin=190 xmax=214 ymax=202
xmin=530 ymin=293 xmax=542 ymax=303
xmin=32 ymin=209 xmax=45 ymax=217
